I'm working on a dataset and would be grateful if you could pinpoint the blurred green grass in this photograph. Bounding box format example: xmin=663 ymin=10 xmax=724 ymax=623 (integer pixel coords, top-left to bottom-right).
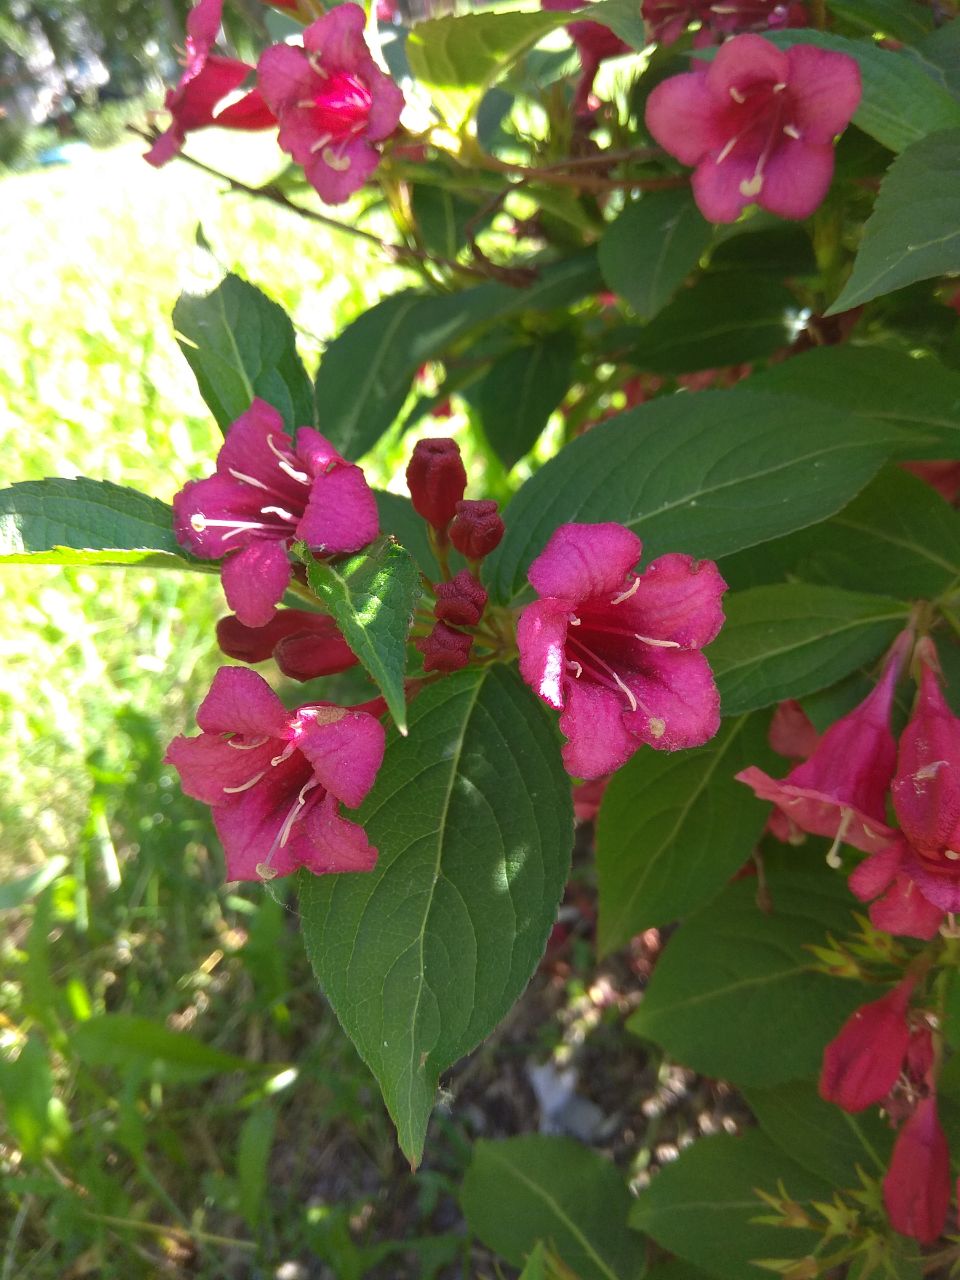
xmin=0 ymin=139 xmax=469 ymax=1278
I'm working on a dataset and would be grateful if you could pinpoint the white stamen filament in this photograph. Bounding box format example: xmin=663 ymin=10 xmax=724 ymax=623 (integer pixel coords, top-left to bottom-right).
xmin=323 ymin=147 xmax=352 ymax=172
xmin=568 ymin=660 xmax=583 ymax=679
xmin=613 ymin=671 xmax=638 ymax=713
xmin=773 ymin=82 xmax=786 ymax=92
xmin=610 ymin=577 xmax=641 ymax=606
xmin=716 ymin=136 xmax=738 ymax=165
xmin=228 ymin=468 xmax=270 ymax=490
xmin=569 ymin=615 xmax=581 ymax=626
xmin=307 ymin=51 xmax=327 ymax=77
xmin=635 ymin=634 xmax=681 ymax=649
xmin=278 ymin=779 xmax=321 ymax=849
xmin=256 ymin=862 xmax=279 ymax=880
xmin=266 ymin=433 xmax=311 ymax=484
xmin=729 ymin=86 xmax=746 ymax=104
xmin=297 ymin=98 xmax=316 ymax=109
xmin=739 ymin=173 xmax=764 ymax=198
xmin=260 ymin=505 xmax=297 ymax=522
xmin=309 ymin=133 xmax=333 ymax=154
xmin=223 ymin=770 xmax=265 ymax=794
xmin=270 ymin=741 xmax=297 ymax=768
xmin=191 ymin=516 xmax=280 ymax=541
xmin=227 ymin=735 xmax=269 ymax=750
xmin=782 ymin=123 xmax=801 ymax=140
xmin=825 ymin=808 xmax=853 ymax=870
xmin=946 ymin=849 xmax=960 ymax=862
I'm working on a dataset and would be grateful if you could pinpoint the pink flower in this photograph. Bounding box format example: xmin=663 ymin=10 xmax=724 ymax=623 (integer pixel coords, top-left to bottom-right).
xmin=645 ymin=33 xmax=861 ymax=222
xmin=257 ymin=3 xmax=404 ymax=204
xmin=165 ymin=666 xmax=384 ymax=881
xmin=643 ymin=0 xmax=807 ymax=48
xmin=883 ymin=1097 xmax=951 ymax=1244
xmin=768 ymin=698 xmax=819 ymax=761
xmin=736 ymin=636 xmax=907 ymax=861
xmin=173 ymin=399 xmax=378 ymax=629
xmin=216 ymin=608 xmax=358 ymax=681
xmin=819 ymin=976 xmax=915 ymax=1113
xmin=542 ymin=0 xmax=630 ymax=112
xmin=146 ymin=0 xmax=276 ymax=167
xmin=517 ymin=522 xmax=726 ymax=779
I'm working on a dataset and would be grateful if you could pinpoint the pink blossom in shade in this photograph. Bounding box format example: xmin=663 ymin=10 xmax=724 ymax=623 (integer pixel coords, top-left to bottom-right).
xmin=849 ymin=839 xmax=945 ymax=941
xmin=517 ymin=522 xmax=726 ymax=779
xmin=216 ymin=609 xmax=358 ymax=682
xmin=164 ymin=666 xmax=384 ymax=881
xmin=736 ymin=635 xmax=908 ymax=862
xmin=818 ymin=975 xmax=915 ymax=1113
xmin=768 ymin=698 xmax=819 ymax=761
xmin=257 ymin=3 xmax=405 ymax=204
xmin=883 ymin=1096 xmax=951 ymax=1245
xmin=145 ymin=0 xmax=276 ymax=167
xmin=644 ymin=33 xmax=861 ymax=223
xmin=541 ymin=0 xmax=630 ymax=112
xmin=172 ymin=399 xmax=378 ymax=629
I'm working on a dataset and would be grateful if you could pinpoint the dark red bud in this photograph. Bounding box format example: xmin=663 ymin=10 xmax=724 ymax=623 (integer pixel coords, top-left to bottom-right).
xmin=883 ymin=1096 xmax=950 ymax=1244
xmin=416 ymin=622 xmax=473 ymax=673
xmin=434 ymin=570 xmax=487 ymax=627
xmin=819 ymin=976 xmax=915 ymax=1113
xmin=216 ymin=610 xmax=357 ymax=681
xmin=449 ymin=499 xmax=505 ymax=560
xmin=405 ymin=438 xmax=467 ymax=531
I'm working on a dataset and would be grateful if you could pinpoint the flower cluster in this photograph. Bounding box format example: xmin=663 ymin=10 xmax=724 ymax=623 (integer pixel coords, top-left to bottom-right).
xmin=147 ymin=0 xmax=404 ymax=203
xmin=820 ymin=975 xmax=951 ymax=1243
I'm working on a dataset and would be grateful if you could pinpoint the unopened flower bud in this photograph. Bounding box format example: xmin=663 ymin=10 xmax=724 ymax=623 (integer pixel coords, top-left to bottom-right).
xmin=449 ymin=499 xmax=505 ymax=560
xmin=883 ymin=1096 xmax=950 ymax=1244
xmin=434 ymin=571 xmax=487 ymax=627
xmin=819 ymin=975 xmax=915 ymax=1112
xmin=406 ymin=438 xmax=467 ymax=531
xmin=416 ymin=622 xmax=472 ymax=673
xmin=216 ymin=609 xmax=358 ymax=681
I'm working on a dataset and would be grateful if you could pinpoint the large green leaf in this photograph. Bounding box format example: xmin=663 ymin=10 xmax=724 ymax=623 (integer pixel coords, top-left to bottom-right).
xmin=296 ymin=536 xmax=420 ymax=734
xmin=630 ymin=1130 xmax=830 ymax=1280
xmin=745 ymin=346 xmax=960 ymax=456
xmin=406 ymin=9 xmax=566 ymax=130
xmin=825 ymin=0 xmax=932 ymax=41
xmin=598 ymin=190 xmax=712 ymax=323
xmin=721 ymin=467 xmax=960 ymax=600
xmin=609 ymin=275 xmax=797 ymax=374
xmin=173 ymin=273 xmax=314 ymax=434
xmin=374 ymin=490 xmax=439 ymax=578
xmin=828 ymin=129 xmax=960 ymax=313
xmin=314 ymin=252 xmax=601 ymax=460
xmin=298 ymin=666 xmax=573 ymax=1165
xmin=710 ymin=583 xmax=911 ymax=715
xmin=484 ymin=391 xmax=904 ymax=604
xmin=628 ymin=862 xmax=872 ymax=1086
xmin=596 ymin=714 xmax=777 ymax=952
xmin=473 ymin=332 xmax=577 ymax=469
xmin=461 ymin=1136 xmax=647 ymax=1280
xmin=765 ymin=30 xmax=960 ymax=153
xmin=744 ymin=1081 xmax=892 ymax=1188
xmin=0 ymin=478 xmax=202 ymax=569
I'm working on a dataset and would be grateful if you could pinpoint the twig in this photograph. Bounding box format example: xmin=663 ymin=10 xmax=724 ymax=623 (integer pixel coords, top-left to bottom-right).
xmin=128 ymin=126 xmax=532 ymax=286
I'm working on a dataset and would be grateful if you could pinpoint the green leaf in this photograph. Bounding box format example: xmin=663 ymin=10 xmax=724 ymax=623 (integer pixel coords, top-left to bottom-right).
xmin=646 ymin=1266 xmax=714 ymax=1280
xmin=296 ymin=536 xmax=420 ymax=734
xmin=825 ymin=0 xmax=933 ymax=42
xmin=609 ymin=275 xmax=797 ymax=374
xmin=627 ymin=861 xmax=872 ymax=1086
xmin=765 ymin=30 xmax=960 ymax=153
xmin=374 ymin=490 xmax=439 ymax=578
xmin=588 ymin=0 xmax=647 ymax=48
xmin=0 ymin=1035 xmax=69 ymax=1161
xmin=461 ymin=1137 xmax=647 ymax=1280
xmin=707 ymin=225 xmax=816 ymax=277
xmin=721 ymin=468 xmax=960 ymax=600
xmin=406 ymin=9 xmax=566 ymax=130
xmin=71 ymin=1015 xmax=264 ymax=1083
xmin=745 ymin=346 xmax=960 ymax=456
xmin=517 ymin=1242 xmax=549 ymax=1280
xmin=744 ymin=1081 xmax=892 ymax=1188
xmin=596 ymin=714 xmax=778 ymax=952
xmin=237 ymin=1103 xmax=277 ymax=1229
xmin=173 ymin=273 xmax=314 ymax=433
xmin=630 ymin=1130 xmax=830 ymax=1280
xmin=474 ymin=333 xmax=577 ymax=469
xmin=710 ymin=583 xmax=910 ymax=715
xmin=484 ymin=390 xmax=903 ymax=604
xmin=0 ymin=478 xmax=202 ymax=569
xmin=0 ymin=857 xmax=69 ymax=911
xmin=598 ymin=190 xmax=712 ymax=323
xmin=314 ymin=253 xmax=601 ymax=460
xmin=828 ymin=129 xmax=960 ymax=313
xmin=298 ymin=666 xmax=573 ymax=1166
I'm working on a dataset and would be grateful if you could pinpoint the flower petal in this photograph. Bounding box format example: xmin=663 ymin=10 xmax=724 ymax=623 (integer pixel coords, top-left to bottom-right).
xmin=692 ymin=150 xmax=757 ymax=223
xmin=288 ymin=791 xmax=378 ymax=873
xmin=164 ymin=732 xmax=273 ymax=805
xmin=785 ymin=44 xmax=862 ymax=142
xmin=296 ymin=461 xmax=379 ymax=552
xmin=195 ymin=665 xmax=290 ymax=738
xmin=304 ymin=137 xmax=381 ymax=204
xmin=257 ymin=43 xmax=318 ymax=123
xmin=644 ymin=69 xmax=725 ymax=166
xmin=758 ymin=138 xmax=835 ymax=221
xmin=213 ymin=88 xmax=277 ymax=130
xmin=706 ymin=32 xmax=789 ymax=96
xmin=517 ymin=599 xmax=573 ymax=710
xmin=295 ymin=707 xmax=385 ymax=809
xmin=528 ymin=522 xmax=643 ymax=602
xmin=303 ymin=2 xmax=370 ymax=74
xmin=559 ymin=678 xmax=637 ymax=778
xmin=622 ymin=648 xmax=721 ymax=750
xmin=213 ymin=756 xmax=313 ymax=881
xmin=615 ymin=552 xmax=727 ymax=648
xmin=869 ymin=873 xmax=944 ymax=940
xmin=221 ymin=541 xmax=293 ymax=628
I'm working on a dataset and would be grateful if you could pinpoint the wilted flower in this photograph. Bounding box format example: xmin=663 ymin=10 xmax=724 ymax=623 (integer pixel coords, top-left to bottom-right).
xmin=173 ymin=399 xmax=378 ymax=628
xmin=645 ymin=33 xmax=861 ymax=222
xmin=165 ymin=666 xmax=384 ymax=881
xmin=517 ymin=522 xmax=726 ymax=778
xmin=257 ymin=3 xmax=404 ymax=203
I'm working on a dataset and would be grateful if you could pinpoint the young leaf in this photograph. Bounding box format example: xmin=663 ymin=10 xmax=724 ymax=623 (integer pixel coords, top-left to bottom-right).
xmin=236 ymin=1104 xmax=277 ymax=1229
xmin=630 ymin=1130 xmax=830 ymax=1280
xmin=461 ymin=1136 xmax=647 ymax=1280
xmin=484 ymin=391 xmax=904 ymax=604
xmin=598 ymin=190 xmax=712 ymax=323
xmin=628 ymin=861 xmax=872 ymax=1086
xmin=827 ymin=128 xmax=960 ymax=313
xmin=71 ymin=1015 xmax=263 ymax=1082
xmin=609 ymin=274 xmax=797 ymax=374
xmin=298 ymin=666 xmax=573 ymax=1167
xmin=710 ymin=583 xmax=910 ymax=715
xmin=0 ymin=478 xmax=202 ymax=569
xmin=596 ymin=713 xmax=778 ymax=952
xmin=406 ymin=9 xmax=566 ymax=130
xmin=295 ymin=536 xmax=420 ymax=734
xmin=173 ymin=273 xmax=314 ymax=433
xmin=473 ymin=333 xmax=577 ymax=469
